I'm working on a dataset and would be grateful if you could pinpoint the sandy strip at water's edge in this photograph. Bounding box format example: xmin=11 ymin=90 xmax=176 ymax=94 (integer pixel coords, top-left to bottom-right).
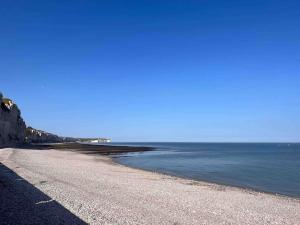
xmin=1 ymin=147 xmax=300 ymax=225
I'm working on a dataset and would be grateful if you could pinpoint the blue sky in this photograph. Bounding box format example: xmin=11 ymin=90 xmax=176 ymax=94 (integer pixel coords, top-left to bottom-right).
xmin=1 ymin=0 xmax=300 ymax=142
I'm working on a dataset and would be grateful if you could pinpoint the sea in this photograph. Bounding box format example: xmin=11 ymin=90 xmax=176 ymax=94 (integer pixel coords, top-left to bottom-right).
xmin=105 ymin=142 xmax=300 ymax=197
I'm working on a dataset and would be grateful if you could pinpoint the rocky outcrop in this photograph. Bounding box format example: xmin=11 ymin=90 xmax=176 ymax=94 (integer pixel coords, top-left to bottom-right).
xmin=26 ymin=127 xmax=81 ymax=143
xmin=0 ymin=93 xmax=26 ymax=147
xmin=26 ymin=127 xmax=64 ymax=143
xmin=1 ymin=92 xmax=109 ymax=145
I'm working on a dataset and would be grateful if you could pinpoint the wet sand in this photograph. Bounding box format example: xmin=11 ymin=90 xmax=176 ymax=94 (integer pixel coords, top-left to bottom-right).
xmin=1 ymin=146 xmax=300 ymax=225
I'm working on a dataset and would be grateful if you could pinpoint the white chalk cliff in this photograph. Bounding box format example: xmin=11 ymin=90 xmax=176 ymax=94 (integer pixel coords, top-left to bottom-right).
xmin=1 ymin=92 xmax=109 ymax=146
xmin=0 ymin=92 xmax=26 ymax=147
xmin=26 ymin=127 xmax=64 ymax=143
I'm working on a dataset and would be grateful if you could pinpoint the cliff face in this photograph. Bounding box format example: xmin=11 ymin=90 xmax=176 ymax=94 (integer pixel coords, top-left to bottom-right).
xmin=26 ymin=127 xmax=64 ymax=143
xmin=0 ymin=93 xmax=26 ymax=147
xmin=0 ymin=92 xmax=109 ymax=145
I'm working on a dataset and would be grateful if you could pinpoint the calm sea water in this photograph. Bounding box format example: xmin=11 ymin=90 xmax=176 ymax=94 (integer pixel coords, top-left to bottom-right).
xmin=108 ymin=143 xmax=300 ymax=197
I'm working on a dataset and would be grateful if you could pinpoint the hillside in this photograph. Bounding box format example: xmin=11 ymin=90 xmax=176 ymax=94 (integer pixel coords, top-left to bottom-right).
xmin=0 ymin=92 xmax=110 ymax=146
xmin=0 ymin=93 xmax=26 ymax=147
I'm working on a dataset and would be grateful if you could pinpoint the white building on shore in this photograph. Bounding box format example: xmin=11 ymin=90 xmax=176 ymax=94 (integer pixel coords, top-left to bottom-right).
xmin=89 ymin=138 xmax=111 ymax=143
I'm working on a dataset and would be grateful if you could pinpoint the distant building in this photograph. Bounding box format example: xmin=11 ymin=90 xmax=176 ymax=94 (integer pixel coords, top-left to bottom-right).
xmin=89 ymin=138 xmax=111 ymax=143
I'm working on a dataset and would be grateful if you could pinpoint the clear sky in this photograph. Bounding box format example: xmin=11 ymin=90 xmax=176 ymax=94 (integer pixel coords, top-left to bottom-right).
xmin=1 ymin=0 xmax=300 ymax=142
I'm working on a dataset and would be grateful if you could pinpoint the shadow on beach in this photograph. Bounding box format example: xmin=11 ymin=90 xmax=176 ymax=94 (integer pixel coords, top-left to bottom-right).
xmin=0 ymin=162 xmax=87 ymax=225
xmin=0 ymin=143 xmax=153 ymax=224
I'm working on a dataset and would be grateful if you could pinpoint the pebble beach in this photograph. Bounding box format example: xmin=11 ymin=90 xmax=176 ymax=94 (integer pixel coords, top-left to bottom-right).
xmin=1 ymin=146 xmax=300 ymax=225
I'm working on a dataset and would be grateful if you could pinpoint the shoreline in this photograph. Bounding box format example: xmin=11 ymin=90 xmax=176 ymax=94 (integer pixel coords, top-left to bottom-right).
xmin=23 ymin=142 xmax=154 ymax=154
xmin=112 ymin=156 xmax=300 ymax=201
xmin=1 ymin=146 xmax=300 ymax=224
xmin=28 ymin=142 xmax=300 ymax=199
